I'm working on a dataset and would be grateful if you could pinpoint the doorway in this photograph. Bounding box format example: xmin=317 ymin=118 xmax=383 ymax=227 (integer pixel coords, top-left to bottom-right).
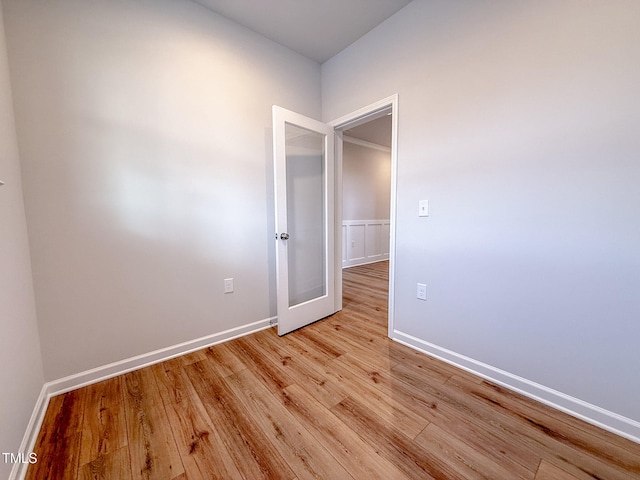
xmin=330 ymin=94 xmax=398 ymax=337
xmin=271 ymin=95 xmax=397 ymax=336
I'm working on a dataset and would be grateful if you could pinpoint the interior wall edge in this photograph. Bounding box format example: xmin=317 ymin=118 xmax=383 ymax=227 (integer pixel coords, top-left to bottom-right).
xmin=392 ymin=329 xmax=640 ymax=445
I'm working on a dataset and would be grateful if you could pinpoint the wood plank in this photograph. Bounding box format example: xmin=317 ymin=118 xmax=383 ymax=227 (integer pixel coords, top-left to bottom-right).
xmin=251 ymin=327 xmax=348 ymax=408
xmin=26 ymin=389 xmax=86 ymax=480
xmin=153 ymin=361 xmax=243 ymax=480
xmin=331 ymin=352 xmax=444 ymax=423
xmin=292 ymin=327 xmax=345 ymax=360
xmin=159 ymin=349 xmax=209 ymax=369
xmin=277 ymin=327 xmax=340 ymax=366
xmin=332 ymin=353 xmax=543 ymax=476
xmin=185 ymin=359 xmax=295 ymax=480
xmin=415 ymin=423 xmax=535 ymax=480
xmin=323 ymin=356 xmax=430 ymax=439
xmin=30 ymin=433 xmax=83 ymax=480
xmin=310 ymin=320 xmax=398 ymax=373
xmin=226 ymin=368 xmax=355 ymax=480
xmin=449 ymin=373 xmax=484 ymax=385
xmin=324 ymin=309 xmax=387 ymax=338
xmin=404 ymin=368 xmax=637 ymax=480
xmin=388 ymin=341 xmax=472 ymax=384
xmin=224 ymin=336 xmax=295 ymax=396
xmin=78 ymin=446 xmax=132 ymax=480
xmin=123 ymin=368 xmax=184 ymax=480
xmin=330 ymin=395 xmax=447 ymax=479
xmin=463 ymin=374 xmax=640 ymax=462
xmin=177 ymin=348 xmax=208 ymax=366
xmin=282 ymin=384 xmax=408 ymax=480
xmin=445 ymin=375 xmax=640 ymax=479
xmin=79 ymin=377 xmax=129 ymax=474
xmin=202 ymin=341 xmax=247 ymax=377
xmin=534 ymin=460 xmax=582 ymax=480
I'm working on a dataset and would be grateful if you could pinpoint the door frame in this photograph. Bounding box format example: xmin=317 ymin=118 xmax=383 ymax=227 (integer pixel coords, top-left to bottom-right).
xmin=328 ymin=94 xmax=399 ymax=337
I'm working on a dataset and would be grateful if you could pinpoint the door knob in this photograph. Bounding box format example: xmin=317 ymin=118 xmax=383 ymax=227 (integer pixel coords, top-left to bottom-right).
xmin=280 ymin=233 xmax=290 ymax=240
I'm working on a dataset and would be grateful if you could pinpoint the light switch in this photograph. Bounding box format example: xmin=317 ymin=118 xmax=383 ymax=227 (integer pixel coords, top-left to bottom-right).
xmin=419 ymin=199 xmax=429 ymax=217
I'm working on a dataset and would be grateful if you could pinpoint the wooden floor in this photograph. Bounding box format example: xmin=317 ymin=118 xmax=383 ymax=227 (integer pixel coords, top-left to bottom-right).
xmin=28 ymin=261 xmax=640 ymax=479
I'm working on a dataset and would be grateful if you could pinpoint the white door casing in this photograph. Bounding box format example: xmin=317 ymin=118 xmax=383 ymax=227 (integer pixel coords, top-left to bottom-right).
xmin=329 ymin=94 xmax=399 ymax=338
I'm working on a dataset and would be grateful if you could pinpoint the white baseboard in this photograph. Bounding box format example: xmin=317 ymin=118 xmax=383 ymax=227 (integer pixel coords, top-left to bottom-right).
xmin=9 ymin=385 xmax=49 ymax=480
xmin=10 ymin=316 xmax=276 ymax=480
xmin=343 ymin=258 xmax=389 ymax=269
xmin=392 ymin=329 xmax=640 ymax=445
xmin=48 ymin=316 xmax=276 ymax=396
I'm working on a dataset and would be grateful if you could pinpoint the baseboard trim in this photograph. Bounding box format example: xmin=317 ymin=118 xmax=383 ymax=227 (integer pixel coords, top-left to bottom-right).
xmin=343 ymin=257 xmax=389 ymax=269
xmin=9 ymin=385 xmax=49 ymax=480
xmin=10 ymin=317 xmax=276 ymax=480
xmin=392 ymin=329 xmax=640 ymax=445
xmin=48 ymin=316 xmax=276 ymax=396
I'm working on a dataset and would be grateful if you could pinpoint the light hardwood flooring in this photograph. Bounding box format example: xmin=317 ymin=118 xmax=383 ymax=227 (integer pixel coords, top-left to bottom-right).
xmin=27 ymin=261 xmax=640 ymax=479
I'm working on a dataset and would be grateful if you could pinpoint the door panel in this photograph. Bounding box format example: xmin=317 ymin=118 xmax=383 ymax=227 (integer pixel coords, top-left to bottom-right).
xmin=273 ymin=106 xmax=335 ymax=335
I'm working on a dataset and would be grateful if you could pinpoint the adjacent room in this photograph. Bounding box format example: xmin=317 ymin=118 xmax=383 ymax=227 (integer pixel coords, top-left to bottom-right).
xmin=1 ymin=0 xmax=639 ymax=479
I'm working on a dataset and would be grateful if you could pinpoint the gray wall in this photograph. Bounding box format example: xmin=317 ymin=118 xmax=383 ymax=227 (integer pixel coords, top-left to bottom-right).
xmin=0 ymin=2 xmax=43 ymax=476
xmin=343 ymin=141 xmax=390 ymax=221
xmin=323 ymin=0 xmax=640 ymax=422
xmin=3 ymin=0 xmax=321 ymax=380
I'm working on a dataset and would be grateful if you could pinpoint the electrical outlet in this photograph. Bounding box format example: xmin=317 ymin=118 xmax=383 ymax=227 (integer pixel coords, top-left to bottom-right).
xmin=224 ymin=278 xmax=234 ymax=294
xmin=417 ymin=283 xmax=427 ymax=300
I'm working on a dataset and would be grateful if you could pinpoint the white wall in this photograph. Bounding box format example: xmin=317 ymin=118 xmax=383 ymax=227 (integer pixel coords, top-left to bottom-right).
xmin=323 ymin=0 xmax=640 ymax=425
xmin=0 ymin=3 xmax=44 ymax=477
xmin=3 ymin=0 xmax=321 ymax=380
xmin=342 ymin=140 xmax=390 ymax=221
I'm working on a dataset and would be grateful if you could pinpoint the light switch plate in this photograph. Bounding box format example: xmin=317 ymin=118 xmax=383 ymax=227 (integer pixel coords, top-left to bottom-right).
xmin=224 ymin=278 xmax=234 ymax=294
xmin=419 ymin=199 xmax=429 ymax=217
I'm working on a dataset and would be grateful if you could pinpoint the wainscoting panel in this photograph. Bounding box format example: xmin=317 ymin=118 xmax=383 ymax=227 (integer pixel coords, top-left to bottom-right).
xmin=365 ymin=223 xmax=381 ymax=259
xmin=343 ymin=219 xmax=390 ymax=267
xmin=342 ymin=224 xmax=348 ymax=264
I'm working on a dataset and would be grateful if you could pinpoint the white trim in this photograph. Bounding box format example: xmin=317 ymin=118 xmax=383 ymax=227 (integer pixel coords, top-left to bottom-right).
xmin=9 ymin=386 xmax=49 ymax=480
xmin=334 ymin=133 xmax=344 ymax=312
xmin=342 ymin=135 xmax=391 ymax=153
xmin=48 ymin=316 xmax=275 ymax=396
xmin=343 ymin=258 xmax=389 ymax=269
xmin=9 ymin=317 xmax=276 ymax=480
xmin=342 ymin=219 xmax=390 ymax=267
xmin=392 ymin=329 xmax=640 ymax=445
xmin=329 ymin=95 xmax=396 ymax=130
xmin=329 ymin=94 xmax=399 ymax=337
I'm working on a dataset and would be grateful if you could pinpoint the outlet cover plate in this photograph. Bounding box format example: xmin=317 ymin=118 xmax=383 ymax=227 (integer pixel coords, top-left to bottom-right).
xmin=417 ymin=283 xmax=427 ymax=300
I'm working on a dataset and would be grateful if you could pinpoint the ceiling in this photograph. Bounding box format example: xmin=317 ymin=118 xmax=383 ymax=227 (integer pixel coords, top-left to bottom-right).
xmin=344 ymin=114 xmax=392 ymax=148
xmin=192 ymin=0 xmax=412 ymax=63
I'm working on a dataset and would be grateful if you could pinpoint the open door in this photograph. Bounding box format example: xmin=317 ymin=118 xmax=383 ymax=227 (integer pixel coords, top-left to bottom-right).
xmin=273 ymin=106 xmax=336 ymax=335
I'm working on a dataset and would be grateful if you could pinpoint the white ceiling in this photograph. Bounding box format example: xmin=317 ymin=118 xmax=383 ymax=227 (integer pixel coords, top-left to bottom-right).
xmin=192 ymin=0 xmax=412 ymax=63
xmin=345 ymin=115 xmax=392 ymax=148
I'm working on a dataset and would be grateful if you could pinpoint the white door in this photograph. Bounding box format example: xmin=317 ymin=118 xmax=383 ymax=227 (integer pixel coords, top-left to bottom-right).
xmin=273 ymin=106 xmax=336 ymax=335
